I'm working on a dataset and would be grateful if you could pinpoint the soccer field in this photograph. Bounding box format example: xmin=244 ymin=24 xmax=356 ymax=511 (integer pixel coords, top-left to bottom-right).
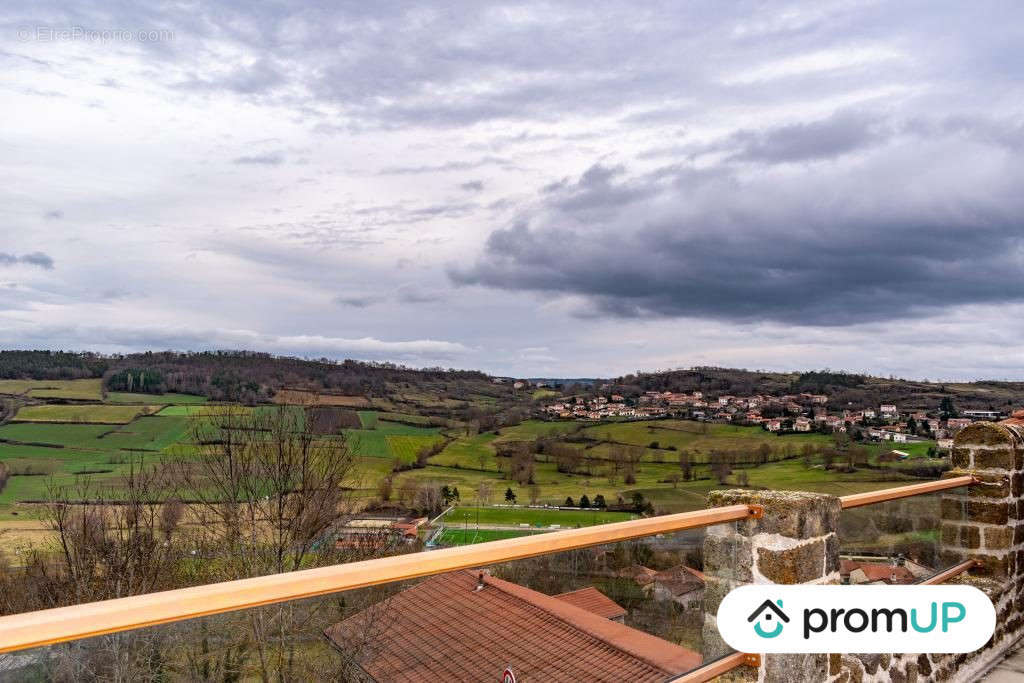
xmin=442 ymin=506 xmax=635 ymax=528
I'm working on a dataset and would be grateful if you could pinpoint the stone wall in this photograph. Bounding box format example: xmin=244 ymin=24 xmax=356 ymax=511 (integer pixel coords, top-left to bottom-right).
xmin=702 ymin=420 xmax=1024 ymax=683
xmin=827 ymin=421 xmax=1024 ymax=682
xmin=702 ymin=489 xmax=840 ymax=682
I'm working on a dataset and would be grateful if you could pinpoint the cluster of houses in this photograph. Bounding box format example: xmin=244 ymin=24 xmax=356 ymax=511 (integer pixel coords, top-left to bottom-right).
xmin=540 ymin=389 xmax=1001 ymax=447
xmin=543 ymin=394 xmax=667 ymax=420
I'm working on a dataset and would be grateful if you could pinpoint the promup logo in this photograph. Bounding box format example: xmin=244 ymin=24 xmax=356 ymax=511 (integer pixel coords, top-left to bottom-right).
xmin=719 ymin=585 xmax=995 ymax=653
xmin=748 ymin=599 xmax=789 ymax=638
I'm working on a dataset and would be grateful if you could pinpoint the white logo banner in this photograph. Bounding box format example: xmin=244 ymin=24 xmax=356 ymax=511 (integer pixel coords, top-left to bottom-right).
xmin=718 ymin=584 xmax=995 ymax=653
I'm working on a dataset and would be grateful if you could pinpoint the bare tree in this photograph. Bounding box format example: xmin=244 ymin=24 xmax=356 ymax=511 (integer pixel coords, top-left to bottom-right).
xmin=476 ymin=481 xmax=493 ymax=508
xmin=164 ymin=405 xmax=376 ymax=681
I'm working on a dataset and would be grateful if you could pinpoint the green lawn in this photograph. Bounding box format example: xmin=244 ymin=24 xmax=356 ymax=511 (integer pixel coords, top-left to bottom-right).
xmin=106 ymin=392 xmax=208 ymax=404
xmin=13 ymin=404 xmax=158 ymax=424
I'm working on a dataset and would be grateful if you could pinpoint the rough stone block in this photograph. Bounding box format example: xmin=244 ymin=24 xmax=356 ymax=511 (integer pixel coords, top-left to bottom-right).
xmin=757 ymin=539 xmax=825 ymax=584
xmin=941 ymin=497 xmax=966 ymax=522
xmin=967 ymin=500 xmax=1009 ymax=525
xmin=829 ymin=653 xmax=841 ymax=676
xmin=701 ymin=619 xmax=731 ymax=661
xmin=975 ymin=448 xmax=1016 ymax=470
xmin=825 ymin=533 xmax=839 ymax=574
xmin=962 ymin=524 xmax=981 ymax=549
xmin=956 ymin=422 xmax=1016 ymax=448
xmin=703 ymin=533 xmax=753 ymax=582
xmin=763 ymin=654 xmax=827 ymax=683
xmin=950 ymin=447 xmax=971 ymax=469
xmin=916 ymin=654 xmax=931 ymax=676
xmin=707 ymin=489 xmax=840 ymax=540
xmin=701 ymin=575 xmax=736 ymax=615
xmin=985 ymin=526 xmax=1013 ymax=550
xmin=968 ymin=473 xmax=1011 ymax=499
xmin=841 ymin=655 xmax=866 ymax=683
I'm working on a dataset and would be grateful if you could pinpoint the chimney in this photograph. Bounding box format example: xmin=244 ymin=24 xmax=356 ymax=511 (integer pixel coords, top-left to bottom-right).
xmin=475 ymin=572 xmax=485 ymax=591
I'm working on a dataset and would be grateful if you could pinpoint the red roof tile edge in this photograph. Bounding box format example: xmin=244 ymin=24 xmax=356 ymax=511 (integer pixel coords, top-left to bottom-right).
xmin=483 ymin=573 xmax=701 ymax=674
xmin=553 ymin=586 xmax=628 ymax=619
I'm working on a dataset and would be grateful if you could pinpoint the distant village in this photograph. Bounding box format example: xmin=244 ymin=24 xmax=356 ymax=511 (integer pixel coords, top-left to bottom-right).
xmin=534 ymin=387 xmax=1006 ymax=449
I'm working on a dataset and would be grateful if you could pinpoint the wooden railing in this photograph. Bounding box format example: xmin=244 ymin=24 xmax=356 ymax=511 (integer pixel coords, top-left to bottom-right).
xmin=839 ymin=475 xmax=976 ymax=509
xmin=0 ymin=504 xmax=757 ymax=654
xmin=0 ymin=476 xmax=979 ymax=661
xmin=919 ymin=559 xmax=982 ymax=586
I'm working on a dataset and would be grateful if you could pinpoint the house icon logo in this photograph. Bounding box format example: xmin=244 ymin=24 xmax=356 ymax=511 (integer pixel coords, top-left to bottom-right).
xmin=748 ymin=599 xmax=789 ymax=638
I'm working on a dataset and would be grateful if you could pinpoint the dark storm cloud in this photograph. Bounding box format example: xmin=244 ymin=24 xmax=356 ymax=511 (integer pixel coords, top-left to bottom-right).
xmin=451 ymin=120 xmax=1024 ymax=326
xmin=0 ymin=252 xmax=54 ymax=269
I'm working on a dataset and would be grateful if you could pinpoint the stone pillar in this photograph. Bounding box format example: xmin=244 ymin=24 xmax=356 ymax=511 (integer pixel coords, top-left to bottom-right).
xmin=934 ymin=420 xmax=1024 ymax=677
xmin=702 ymin=490 xmax=841 ymax=683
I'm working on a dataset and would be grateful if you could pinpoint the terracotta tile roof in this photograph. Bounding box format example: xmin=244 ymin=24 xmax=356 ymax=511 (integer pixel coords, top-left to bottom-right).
xmin=553 ymin=586 xmax=627 ymax=620
xmin=616 ymin=564 xmax=658 ymax=585
xmin=841 ymin=560 xmax=917 ymax=584
xmin=324 ymin=570 xmax=701 ymax=682
xmin=652 ymin=565 xmax=705 ymax=597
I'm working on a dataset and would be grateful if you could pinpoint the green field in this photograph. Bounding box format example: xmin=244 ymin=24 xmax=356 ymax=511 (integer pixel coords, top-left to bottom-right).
xmin=0 ymin=440 xmax=160 ymax=509
xmin=0 ymin=379 xmax=103 ymax=400
xmin=430 ymin=433 xmax=499 ymax=469
xmin=579 ymin=420 xmax=833 ymax=462
xmin=443 ymin=506 xmax=636 ymax=527
xmin=13 ymin=404 xmax=158 ymax=424
xmin=435 ymin=527 xmax=546 ymax=546
xmin=386 ymin=435 xmax=445 ymax=463
xmin=344 ymin=418 xmax=443 ymax=461
xmin=0 ymin=415 xmax=189 ymax=451
xmin=106 ymin=392 xmax=208 ymax=404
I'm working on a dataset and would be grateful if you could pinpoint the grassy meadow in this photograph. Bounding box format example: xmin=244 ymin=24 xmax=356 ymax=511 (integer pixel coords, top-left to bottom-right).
xmin=0 ymin=378 xmax=103 ymax=400
xmin=13 ymin=404 xmax=160 ymax=423
xmin=0 ymin=386 xmax=943 ymax=532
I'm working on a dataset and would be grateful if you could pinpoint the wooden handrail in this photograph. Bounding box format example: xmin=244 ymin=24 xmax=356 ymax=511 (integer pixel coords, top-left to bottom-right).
xmin=839 ymin=475 xmax=976 ymax=509
xmin=668 ymin=652 xmax=760 ymax=682
xmin=0 ymin=504 xmax=756 ymax=654
xmin=918 ymin=559 xmax=981 ymax=585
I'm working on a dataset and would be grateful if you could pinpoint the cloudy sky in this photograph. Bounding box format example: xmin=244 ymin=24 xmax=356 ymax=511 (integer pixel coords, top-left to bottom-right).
xmin=2 ymin=1 xmax=1023 ymax=379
